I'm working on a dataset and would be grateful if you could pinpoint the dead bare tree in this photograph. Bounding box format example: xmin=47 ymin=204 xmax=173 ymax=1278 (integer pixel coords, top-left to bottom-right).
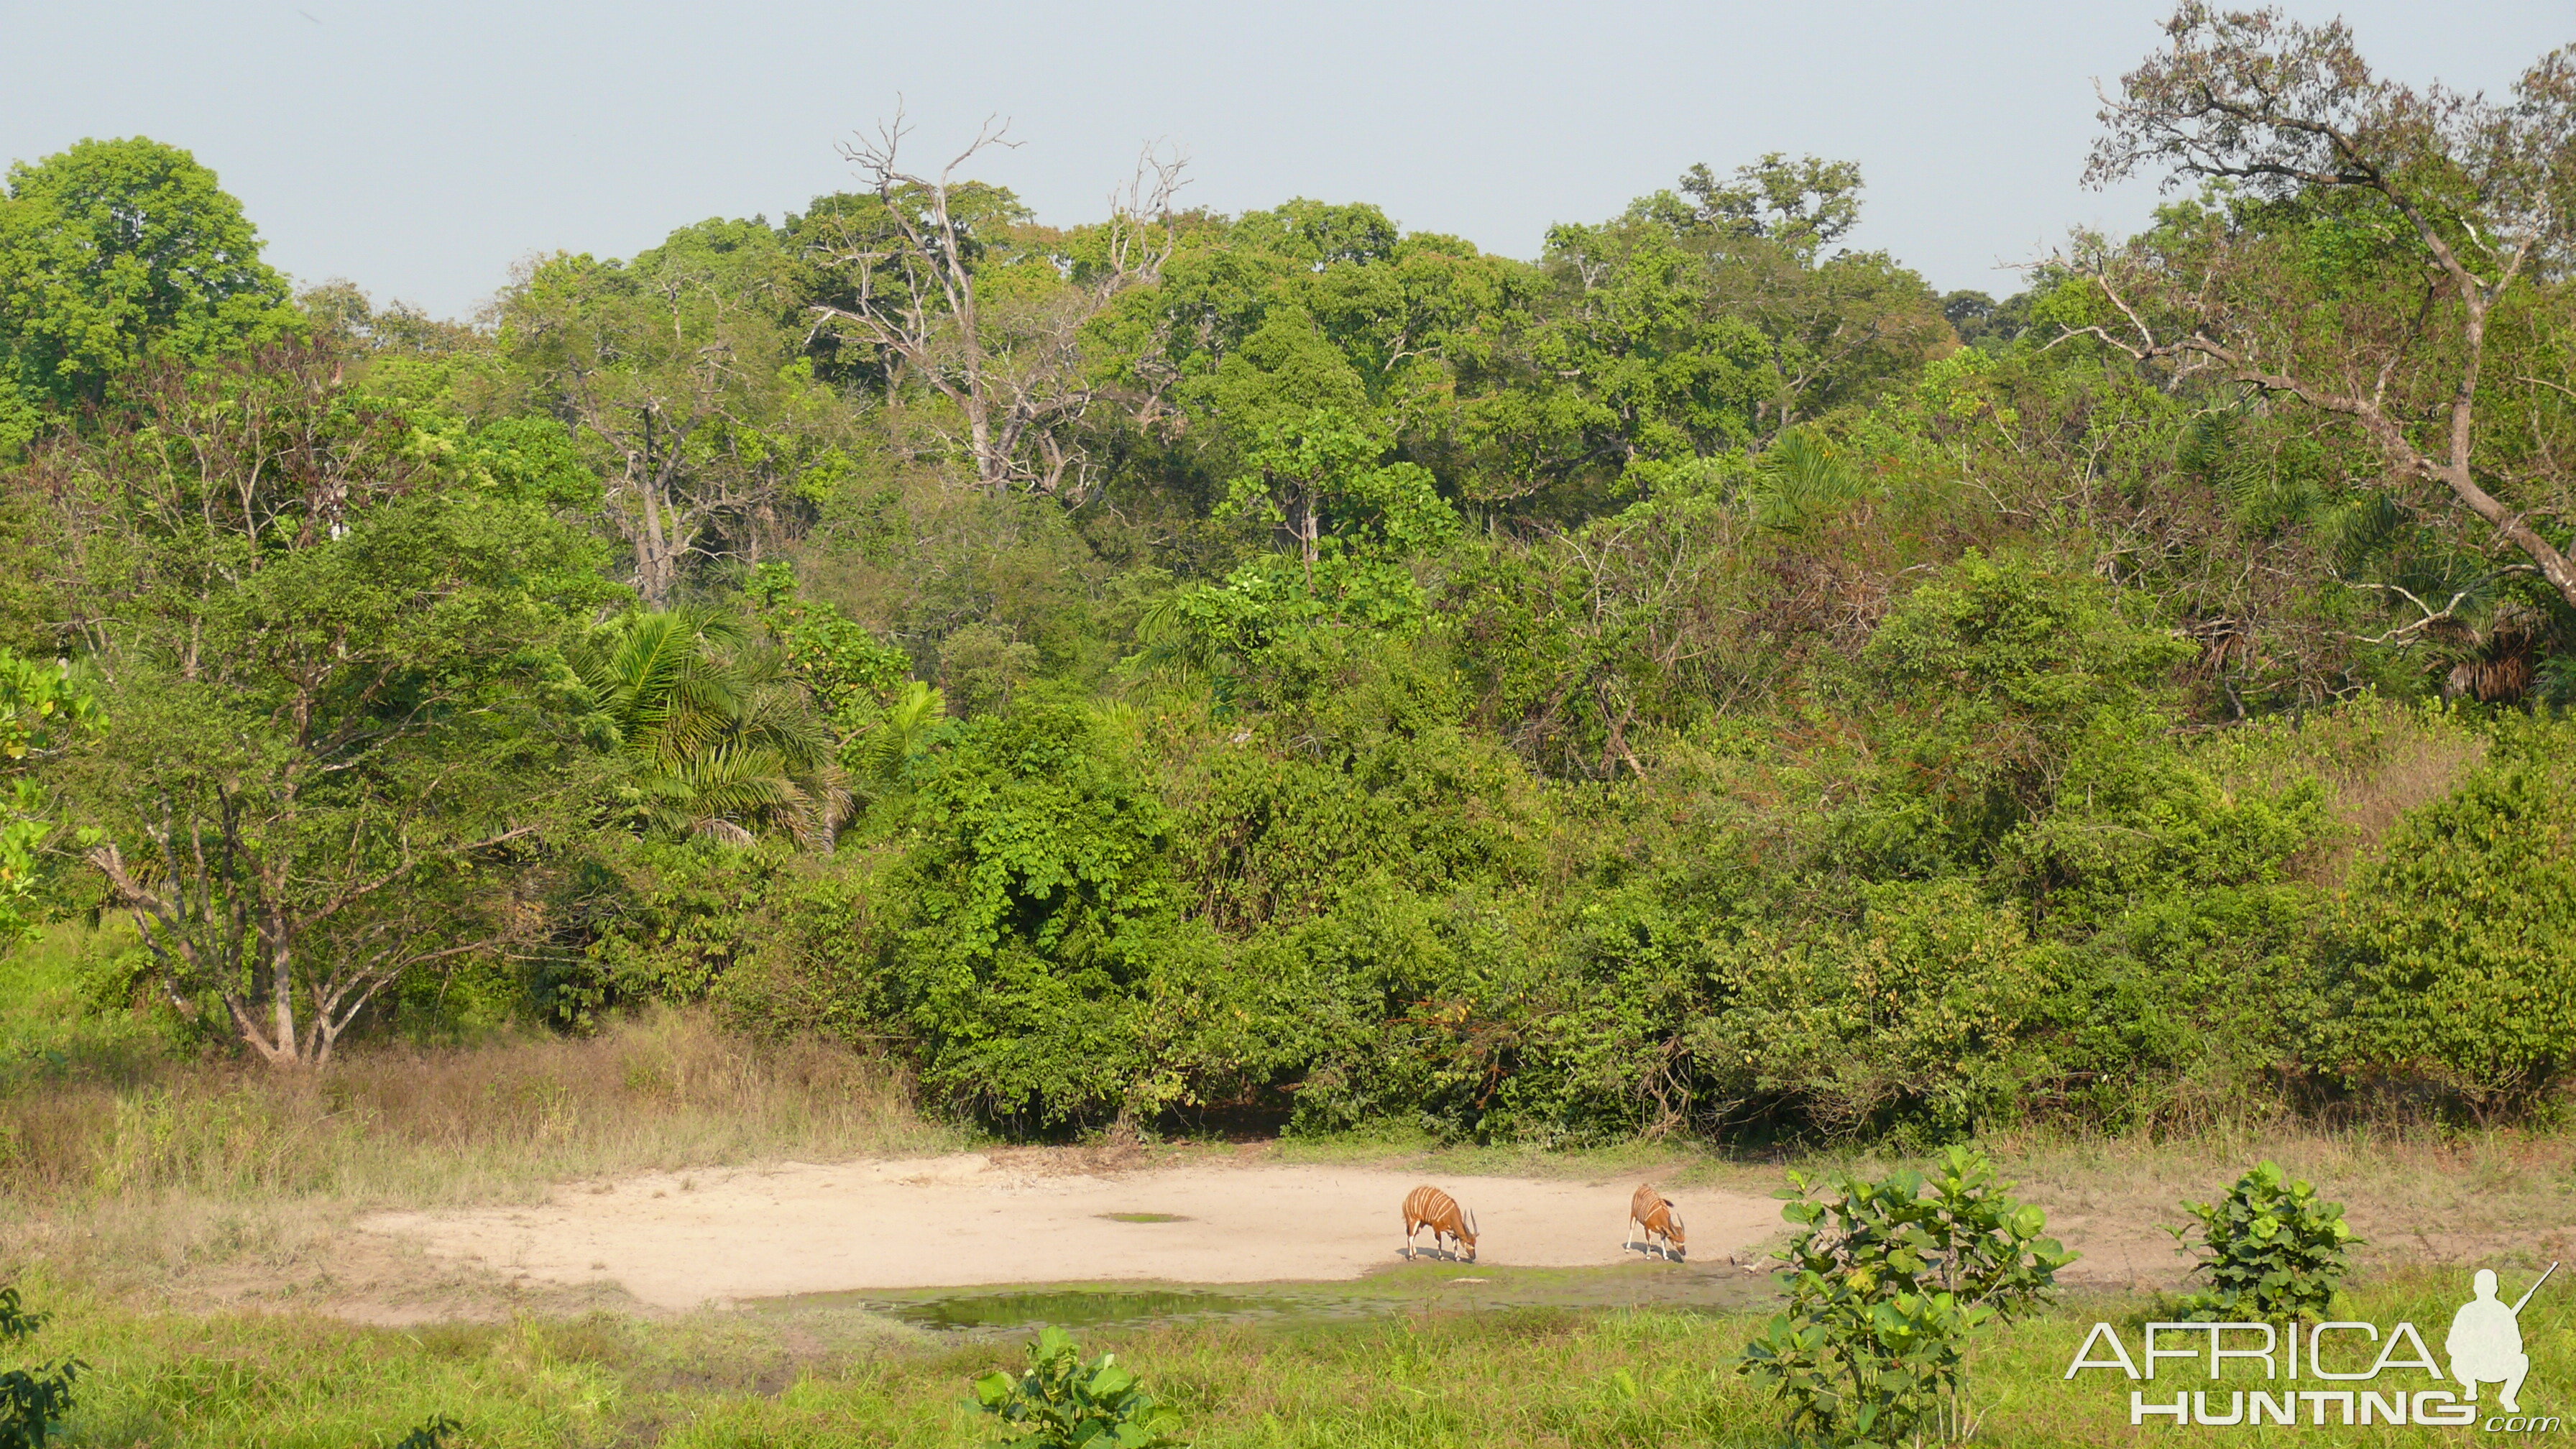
xmin=2067 ymin=5 xmax=2576 ymax=610
xmin=807 ymin=111 xmax=1186 ymax=498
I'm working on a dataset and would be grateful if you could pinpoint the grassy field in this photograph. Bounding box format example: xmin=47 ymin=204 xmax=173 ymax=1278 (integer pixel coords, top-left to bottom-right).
xmin=14 ymin=922 xmax=2576 ymax=1445
xmin=2 ymin=924 xmax=958 ymax=1307
xmin=12 ymin=1266 xmax=2575 ymax=1447
xmin=14 ymin=916 xmax=2576 ymax=1300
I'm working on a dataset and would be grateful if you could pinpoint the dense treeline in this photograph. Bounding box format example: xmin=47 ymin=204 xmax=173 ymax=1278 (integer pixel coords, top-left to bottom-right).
xmin=4 ymin=7 xmax=2574 ymax=1143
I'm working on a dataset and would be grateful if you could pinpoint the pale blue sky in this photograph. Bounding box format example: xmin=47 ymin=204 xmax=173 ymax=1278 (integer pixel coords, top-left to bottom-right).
xmin=3 ymin=1 xmax=2567 ymax=318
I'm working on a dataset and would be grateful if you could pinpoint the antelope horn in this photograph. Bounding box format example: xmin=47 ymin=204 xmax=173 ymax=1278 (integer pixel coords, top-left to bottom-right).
xmin=1466 ymin=1208 xmax=1478 ymax=1236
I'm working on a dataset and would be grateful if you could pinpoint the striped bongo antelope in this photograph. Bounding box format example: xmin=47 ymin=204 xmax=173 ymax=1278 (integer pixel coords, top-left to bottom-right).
xmin=1628 ymin=1183 xmax=1685 ymax=1261
xmin=1402 ymin=1184 xmax=1478 ymax=1262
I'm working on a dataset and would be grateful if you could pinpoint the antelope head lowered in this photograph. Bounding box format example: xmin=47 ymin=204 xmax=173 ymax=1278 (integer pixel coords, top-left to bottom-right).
xmin=1402 ymin=1184 xmax=1479 ymax=1263
xmin=1629 ymin=1182 xmax=1685 ymax=1261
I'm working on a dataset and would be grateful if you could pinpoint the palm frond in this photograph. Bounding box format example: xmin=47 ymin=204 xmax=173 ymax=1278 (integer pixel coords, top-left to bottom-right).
xmin=1752 ymin=432 xmax=1860 ymax=531
xmin=847 ymin=680 xmax=946 ymax=784
xmin=580 ymin=606 xmax=854 ymax=849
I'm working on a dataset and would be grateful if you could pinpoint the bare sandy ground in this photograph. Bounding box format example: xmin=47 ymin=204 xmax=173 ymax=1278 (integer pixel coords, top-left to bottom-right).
xmin=359 ymin=1154 xmax=1784 ymax=1311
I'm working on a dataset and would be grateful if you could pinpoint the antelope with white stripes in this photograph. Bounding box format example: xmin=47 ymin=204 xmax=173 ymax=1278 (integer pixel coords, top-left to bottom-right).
xmin=1402 ymin=1184 xmax=1478 ymax=1262
xmin=1628 ymin=1182 xmax=1685 ymax=1261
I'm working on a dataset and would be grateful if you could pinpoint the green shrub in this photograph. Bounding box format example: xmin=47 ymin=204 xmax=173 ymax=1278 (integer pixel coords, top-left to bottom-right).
xmin=0 ymin=651 xmax=98 ymax=946
xmin=2022 ymin=885 xmax=2319 ymax=1131
xmin=970 ymin=1326 xmax=1184 ymax=1449
xmin=382 ymin=1414 xmax=461 ymax=1449
xmin=537 ymin=837 xmax=790 ymax=1026
xmin=2167 ymin=1160 xmax=2356 ymax=1322
xmin=891 ymin=701 xmax=1182 ymax=1126
xmin=1738 ymin=1147 xmax=2073 ymax=1445
xmin=0 ymin=1287 xmax=83 ymax=1449
xmin=826 ymin=697 xmax=1315 ymax=1132
xmin=2316 ymin=721 xmax=2576 ymax=1109
xmin=1689 ymin=881 xmax=2052 ymax=1140
xmin=1859 ymin=549 xmax=2191 ymax=859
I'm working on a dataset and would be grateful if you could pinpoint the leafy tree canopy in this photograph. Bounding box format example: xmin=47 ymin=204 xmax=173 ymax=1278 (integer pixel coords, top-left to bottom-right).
xmin=0 ymin=137 xmax=294 ymax=419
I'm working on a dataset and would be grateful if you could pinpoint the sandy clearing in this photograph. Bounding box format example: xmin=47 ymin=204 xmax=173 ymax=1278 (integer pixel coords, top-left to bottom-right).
xmin=359 ymin=1155 xmax=1784 ymax=1311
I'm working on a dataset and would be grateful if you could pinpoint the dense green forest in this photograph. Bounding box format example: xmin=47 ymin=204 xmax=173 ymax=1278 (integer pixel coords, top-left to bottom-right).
xmin=4 ymin=8 xmax=2572 ymax=1146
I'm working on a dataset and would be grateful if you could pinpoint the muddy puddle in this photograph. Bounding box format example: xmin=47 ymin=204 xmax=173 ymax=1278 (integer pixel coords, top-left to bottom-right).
xmin=750 ymin=1259 xmax=1782 ymax=1336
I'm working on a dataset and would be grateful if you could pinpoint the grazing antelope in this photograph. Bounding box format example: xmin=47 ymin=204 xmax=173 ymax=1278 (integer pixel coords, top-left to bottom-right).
xmin=1628 ymin=1183 xmax=1685 ymax=1261
xmin=1402 ymin=1184 xmax=1478 ymax=1263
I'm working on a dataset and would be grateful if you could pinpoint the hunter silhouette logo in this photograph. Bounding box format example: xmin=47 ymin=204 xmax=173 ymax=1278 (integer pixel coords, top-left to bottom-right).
xmin=2064 ymin=1262 xmax=2560 ymax=1430
xmin=2450 ymin=1264 xmax=2553 ymax=1415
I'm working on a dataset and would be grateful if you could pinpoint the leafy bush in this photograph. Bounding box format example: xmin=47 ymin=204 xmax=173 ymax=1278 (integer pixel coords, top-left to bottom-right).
xmin=1859 ymin=550 xmax=2191 ymax=859
xmin=970 ymin=1326 xmax=1184 ymax=1449
xmin=383 ymin=1414 xmax=461 ymax=1449
xmin=2167 ymin=1160 xmax=2357 ymax=1322
xmin=538 ymin=837 xmax=791 ymax=1025
xmin=0 ymin=1287 xmax=83 ymax=1449
xmin=2023 ymin=884 xmax=2319 ymax=1131
xmin=2317 ymin=720 xmax=2576 ymax=1109
xmin=1739 ymin=1147 xmax=2073 ymax=1445
xmin=0 ymin=652 xmax=97 ymax=945
xmin=1690 ymin=882 xmax=2052 ymax=1140
xmin=813 ymin=698 xmax=1302 ymax=1132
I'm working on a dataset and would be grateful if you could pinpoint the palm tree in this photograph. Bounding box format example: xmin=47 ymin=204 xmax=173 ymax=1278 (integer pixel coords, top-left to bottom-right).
xmin=1752 ymin=431 xmax=1860 ymax=532
xmin=572 ymin=608 xmax=851 ymax=847
xmin=844 ymin=679 xmax=945 ymax=794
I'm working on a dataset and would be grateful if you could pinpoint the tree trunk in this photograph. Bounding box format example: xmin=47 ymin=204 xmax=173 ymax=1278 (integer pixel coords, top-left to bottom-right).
xmin=1293 ymin=474 xmax=1318 ymax=594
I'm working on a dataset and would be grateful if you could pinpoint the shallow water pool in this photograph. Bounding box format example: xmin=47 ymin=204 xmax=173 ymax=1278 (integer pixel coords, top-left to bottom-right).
xmin=753 ymin=1259 xmax=1780 ymax=1335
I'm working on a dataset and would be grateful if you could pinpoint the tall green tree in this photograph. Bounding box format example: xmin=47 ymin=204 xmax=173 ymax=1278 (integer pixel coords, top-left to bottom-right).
xmin=499 ymin=219 xmax=845 ymax=607
xmin=0 ymin=137 xmax=295 ymax=423
xmin=1128 ymin=202 xmax=1535 ymax=503
xmin=2078 ymin=6 xmax=2576 ymax=614
xmin=1458 ymin=155 xmax=1949 ymax=512
xmin=1215 ymin=408 xmax=1459 ymax=607
xmin=17 ymin=346 xmax=610 ymax=1067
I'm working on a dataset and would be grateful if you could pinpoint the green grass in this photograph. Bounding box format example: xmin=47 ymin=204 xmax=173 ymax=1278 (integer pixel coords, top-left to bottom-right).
xmin=0 ymin=920 xmax=167 ymax=1086
xmin=15 ymin=921 xmax=2576 ymax=1445
xmin=0 ymin=928 xmax=957 ymax=1302
xmin=13 ymin=1269 xmax=2575 ymax=1447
